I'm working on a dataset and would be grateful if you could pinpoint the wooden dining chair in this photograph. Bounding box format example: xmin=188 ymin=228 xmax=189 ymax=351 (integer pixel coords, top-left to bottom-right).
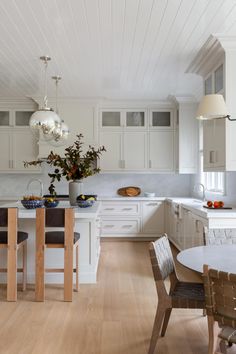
xmin=35 ymin=208 xmax=80 ymax=302
xmin=0 ymin=208 xmax=28 ymax=301
xmin=148 ymin=234 xmax=205 ymax=354
xmin=203 ymin=264 xmax=236 ymax=354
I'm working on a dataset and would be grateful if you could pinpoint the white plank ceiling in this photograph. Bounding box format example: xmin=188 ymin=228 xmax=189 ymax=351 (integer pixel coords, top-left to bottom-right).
xmin=0 ymin=0 xmax=236 ymax=100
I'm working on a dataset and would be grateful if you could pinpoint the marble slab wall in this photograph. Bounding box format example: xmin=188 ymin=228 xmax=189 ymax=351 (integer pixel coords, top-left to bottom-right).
xmin=0 ymin=165 xmax=191 ymax=198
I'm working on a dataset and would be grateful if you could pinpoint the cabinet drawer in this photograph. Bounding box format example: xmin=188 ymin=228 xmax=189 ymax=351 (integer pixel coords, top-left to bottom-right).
xmin=101 ymin=219 xmax=140 ymax=235
xmin=100 ymin=202 xmax=140 ymax=215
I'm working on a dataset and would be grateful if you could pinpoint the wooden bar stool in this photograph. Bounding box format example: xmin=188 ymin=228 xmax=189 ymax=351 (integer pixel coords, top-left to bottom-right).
xmin=35 ymin=208 xmax=80 ymax=302
xmin=0 ymin=208 xmax=28 ymax=301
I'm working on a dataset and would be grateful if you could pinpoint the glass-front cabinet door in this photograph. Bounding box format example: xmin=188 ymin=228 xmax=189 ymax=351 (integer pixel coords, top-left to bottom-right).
xmin=15 ymin=111 xmax=34 ymax=126
xmin=0 ymin=111 xmax=10 ymax=126
xmin=125 ymin=110 xmax=146 ymax=128
xmin=101 ymin=110 xmax=122 ymax=128
xmin=150 ymin=110 xmax=173 ymax=129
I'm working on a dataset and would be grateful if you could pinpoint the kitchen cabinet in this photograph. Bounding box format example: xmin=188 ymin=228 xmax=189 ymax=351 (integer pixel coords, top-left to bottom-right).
xmin=99 ymin=199 xmax=165 ymax=237
xmin=149 ymin=131 xmax=174 ymax=172
xmin=100 ymin=109 xmax=147 ymax=129
xmin=0 ymin=110 xmax=39 ymax=173
xmin=149 ymin=110 xmax=174 ymax=129
xmin=99 ymin=106 xmax=175 ymax=172
xmin=142 ymin=201 xmax=164 ymax=234
xmin=123 ymin=131 xmax=147 ymax=170
xmin=99 ymin=131 xmax=123 ymax=171
xmin=174 ymin=99 xmax=198 ymax=174
xmin=188 ymin=35 xmax=236 ymax=171
xmin=203 ymin=119 xmax=226 ymax=171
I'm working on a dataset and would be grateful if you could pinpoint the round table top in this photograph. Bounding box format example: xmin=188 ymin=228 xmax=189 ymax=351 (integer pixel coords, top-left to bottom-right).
xmin=177 ymin=245 xmax=236 ymax=273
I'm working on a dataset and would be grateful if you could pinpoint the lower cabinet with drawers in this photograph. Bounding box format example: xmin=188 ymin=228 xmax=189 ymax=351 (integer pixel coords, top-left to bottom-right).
xmin=99 ymin=198 xmax=165 ymax=238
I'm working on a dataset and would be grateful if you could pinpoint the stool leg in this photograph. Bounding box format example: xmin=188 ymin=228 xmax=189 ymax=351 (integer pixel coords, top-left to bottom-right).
xmin=22 ymin=241 xmax=27 ymax=291
xmin=64 ymin=209 xmax=73 ymax=302
xmin=35 ymin=209 xmax=45 ymax=302
xmin=75 ymin=244 xmax=79 ymax=292
xmin=7 ymin=209 xmax=17 ymax=302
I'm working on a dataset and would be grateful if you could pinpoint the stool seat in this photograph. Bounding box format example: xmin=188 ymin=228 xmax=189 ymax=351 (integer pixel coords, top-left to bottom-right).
xmin=0 ymin=231 xmax=28 ymax=244
xmin=45 ymin=231 xmax=80 ymax=244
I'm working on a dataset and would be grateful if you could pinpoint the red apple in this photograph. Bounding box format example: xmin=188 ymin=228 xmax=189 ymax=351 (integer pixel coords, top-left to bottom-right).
xmin=219 ymin=201 xmax=224 ymax=208
xmin=214 ymin=201 xmax=220 ymax=208
xmin=207 ymin=201 xmax=213 ymax=208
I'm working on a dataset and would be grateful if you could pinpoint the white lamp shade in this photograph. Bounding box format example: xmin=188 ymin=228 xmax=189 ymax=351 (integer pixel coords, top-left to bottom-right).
xmin=196 ymin=94 xmax=228 ymax=120
xmin=29 ymin=109 xmax=61 ymax=136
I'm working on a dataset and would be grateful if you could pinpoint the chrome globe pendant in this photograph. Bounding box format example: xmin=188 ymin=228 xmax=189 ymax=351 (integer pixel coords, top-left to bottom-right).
xmin=29 ymin=56 xmax=61 ymax=137
xmin=43 ymin=75 xmax=69 ymax=146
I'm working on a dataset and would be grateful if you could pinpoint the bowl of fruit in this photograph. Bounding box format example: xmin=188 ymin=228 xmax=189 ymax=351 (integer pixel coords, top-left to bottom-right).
xmin=206 ymin=200 xmax=224 ymax=208
xmin=44 ymin=197 xmax=59 ymax=208
xmin=21 ymin=196 xmax=45 ymax=209
xmin=76 ymin=194 xmax=97 ymax=208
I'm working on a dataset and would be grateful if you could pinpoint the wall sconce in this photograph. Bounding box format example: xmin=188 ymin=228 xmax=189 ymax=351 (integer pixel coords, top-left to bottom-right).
xmin=196 ymin=94 xmax=236 ymax=121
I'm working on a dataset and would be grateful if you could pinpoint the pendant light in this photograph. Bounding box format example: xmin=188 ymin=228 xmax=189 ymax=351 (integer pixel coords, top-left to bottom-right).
xmin=29 ymin=56 xmax=61 ymax=137
xmin=43 ymin=75 xmax=70 ymax=146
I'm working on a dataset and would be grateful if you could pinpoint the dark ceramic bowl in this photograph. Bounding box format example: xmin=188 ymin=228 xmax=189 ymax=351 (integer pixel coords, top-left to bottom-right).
xmin=44 ymin=199 xmax=59 ymax=208
xmin=76 ymin=199 xmax=95 ymax=208
xmin=21 ymin=199 xmax=45 ymax=209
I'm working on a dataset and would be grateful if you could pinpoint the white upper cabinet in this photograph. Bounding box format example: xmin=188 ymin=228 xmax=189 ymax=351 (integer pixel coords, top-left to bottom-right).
xmin=100 ymin=109 xmax=147 ymax=129
xmin=149 ymin=131 xmax=174 ymax=172
xmin=187 ymin=35 xmax=236 ymax=172
xmin=123 ymin=131 xmax=147 ymax=170
xmin=149 ymin=110 xmax=174 ymax=129
xmin=99 ymin=131 xmax=123 ymax=171
xmin=99 ymin=106 xmax=175 ymax=172
xmin=0 ymin=109 xmax=39 ymax=173
xmin=174 ymin=99 xmax=198 ymax=174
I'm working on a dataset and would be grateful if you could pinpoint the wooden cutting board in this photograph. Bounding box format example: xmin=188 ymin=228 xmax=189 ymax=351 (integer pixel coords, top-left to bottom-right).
xmin=117 ymin=186 xmax=141 ymax=197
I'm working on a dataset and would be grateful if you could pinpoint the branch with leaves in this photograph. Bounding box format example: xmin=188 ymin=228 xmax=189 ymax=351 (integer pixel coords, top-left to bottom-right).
xmin=24 ymin=133 xmax=106 ymax=196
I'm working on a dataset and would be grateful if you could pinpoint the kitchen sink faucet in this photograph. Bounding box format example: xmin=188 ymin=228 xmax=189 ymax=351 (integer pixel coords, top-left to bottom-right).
xmin=193 ymin=183 xmax=206 ymax=202
xmin=27 ymin=178 xmax=44 ymax=197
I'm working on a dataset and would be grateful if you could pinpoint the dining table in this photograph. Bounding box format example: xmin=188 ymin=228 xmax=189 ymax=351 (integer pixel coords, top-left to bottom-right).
xmin=177 ymin=244 xmax=236 ymax=273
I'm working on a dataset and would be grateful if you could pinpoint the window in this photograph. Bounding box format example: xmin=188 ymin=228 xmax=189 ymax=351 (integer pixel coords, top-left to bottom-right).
xmin=199 ymin=122 xmax=225 ymax=194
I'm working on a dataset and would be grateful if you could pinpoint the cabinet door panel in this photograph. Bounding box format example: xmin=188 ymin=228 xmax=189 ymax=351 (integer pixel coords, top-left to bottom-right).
xmin=0 ymin=131 xmax=11 ymax=170
xmin=123 ymin=132 xmax=147 ymax=170
xmin=99 ymin=132 xmax=122 ymax=170
xmin=12 ymin=130 xmax=39 ymax=171
xmin=142 ymin=202 xmax=164 ymax=234
xmin=149 ymin=131 xmax=174 ymax=171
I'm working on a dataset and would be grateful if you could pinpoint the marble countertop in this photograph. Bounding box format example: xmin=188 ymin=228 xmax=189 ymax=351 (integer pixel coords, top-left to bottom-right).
xmin=0 ymin=201 xmax=101 ymax=219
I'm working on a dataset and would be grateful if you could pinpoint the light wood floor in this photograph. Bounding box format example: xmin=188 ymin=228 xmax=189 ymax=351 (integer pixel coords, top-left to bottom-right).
xmin=0 ymin=241 xmax=236 ymax=354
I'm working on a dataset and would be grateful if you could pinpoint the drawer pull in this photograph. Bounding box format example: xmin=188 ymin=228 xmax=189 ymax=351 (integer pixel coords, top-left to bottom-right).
xmin=104 ymin=225 xmax=115 ymax=228
xmin=122 ymin=225 xmax=133 ymax=228
xmin=122 ymin=208 xmax=133 ymax=211
xmin=147 ymin=203 xmax=158 ymax=206
xmin=104 ymin=208 xmax=115 ymax=211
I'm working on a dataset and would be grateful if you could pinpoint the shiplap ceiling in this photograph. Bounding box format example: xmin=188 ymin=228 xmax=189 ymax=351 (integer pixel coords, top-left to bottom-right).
xmin=1 ymin=0 xmax=236 ymax=100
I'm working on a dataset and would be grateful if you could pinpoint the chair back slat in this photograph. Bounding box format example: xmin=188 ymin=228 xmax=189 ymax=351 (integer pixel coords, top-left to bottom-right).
xmin=149 ymin=235 xmax=175 ymax=281
xmin=0 ymin=208 xmax=8 ymax=226
xmin=204 ymin=266 xmax=236 ymax=327
xmin=45 ymin=208 xmax=65 ymax=227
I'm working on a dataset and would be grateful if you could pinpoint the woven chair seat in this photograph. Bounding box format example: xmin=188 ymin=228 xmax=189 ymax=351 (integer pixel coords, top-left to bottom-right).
xmin=0 ymin=231 xmax=28 ymax=244
xmin=171 ymin=281 xmax=205 ymax=308
xmin=219 ymin=326 xmax=236 ymax=343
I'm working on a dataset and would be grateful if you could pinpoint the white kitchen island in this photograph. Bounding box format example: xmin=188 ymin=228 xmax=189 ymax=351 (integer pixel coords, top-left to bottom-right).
xmin=0 ymin=201 xmax=101 ymax=284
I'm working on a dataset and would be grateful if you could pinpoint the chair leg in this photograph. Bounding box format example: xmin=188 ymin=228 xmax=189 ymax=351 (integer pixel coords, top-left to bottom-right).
xmin=75 ymin=244 xmax=79 ymax=292
xmin=161 ymin=308 xmax=172 ymax=337
xmin=148 ymin=305 xmax=166 ymax=354
xmin=7 ymin=244 xmax=17 ymax=302
xmin=35 ymin=209 xmax=45 ymax=302
xmin=219 ymin=340 xmax=228 ymax=354
xmin=207 ymin=315 xmax=219 ymax=354
xmin=22 ymin=242 xmax=27 ymax=291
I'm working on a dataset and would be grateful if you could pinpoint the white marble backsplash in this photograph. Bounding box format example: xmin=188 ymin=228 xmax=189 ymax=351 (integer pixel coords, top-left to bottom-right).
xmin=0 ymin=165 xmax=191 ymax=198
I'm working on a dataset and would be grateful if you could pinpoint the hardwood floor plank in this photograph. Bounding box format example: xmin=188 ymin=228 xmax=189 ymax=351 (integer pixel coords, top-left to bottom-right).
xmin=0 ymin=241 xmax=235 ymax=354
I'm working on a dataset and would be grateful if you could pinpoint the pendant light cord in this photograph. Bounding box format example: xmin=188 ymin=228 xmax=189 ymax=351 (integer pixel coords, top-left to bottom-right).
xmin=43 ymin=59 xmax=48 ymax=109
